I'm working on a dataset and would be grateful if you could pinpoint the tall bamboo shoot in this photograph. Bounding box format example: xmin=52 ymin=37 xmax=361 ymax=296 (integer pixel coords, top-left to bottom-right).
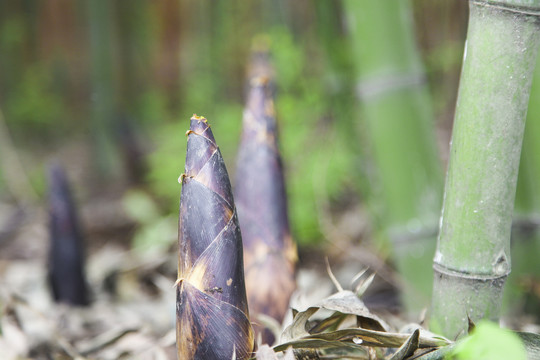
xmin=177 ymin=115 xmax=255 ymax=359
xmin=235 ymin=53 xmax=297 ymax=344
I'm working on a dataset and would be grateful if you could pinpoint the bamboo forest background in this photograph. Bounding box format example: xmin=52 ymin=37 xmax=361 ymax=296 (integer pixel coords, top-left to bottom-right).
xmin=3 ymin=0 xmax=540 ymax=320
xmin=0 ymin=0 xmax=467 ymax=236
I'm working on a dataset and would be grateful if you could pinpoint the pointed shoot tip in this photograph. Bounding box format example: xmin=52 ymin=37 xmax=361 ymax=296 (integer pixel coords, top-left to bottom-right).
xmin=191 ymin=114 xmax=207 ymax=122
xmin=250 ymin=76 xmax=270 ymax=87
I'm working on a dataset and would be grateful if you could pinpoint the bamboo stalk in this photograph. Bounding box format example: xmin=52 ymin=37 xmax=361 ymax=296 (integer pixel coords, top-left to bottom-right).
xmin=343 ymin=0 xmax=443 ymax=310
xmin=85 ymin=0 xmax=120 ymax=177
xmin=177 ymin=115 xmax=254 ymax=359
xmin=0 ymin=108 xmax=37 ymax=204
xmin=431 ymin=0 xmax=540 ymax=339
xmin=313 ymin=0 xmax=365 ymax=194
xmin=506 ymin=53 xmax=540 ymax=314
xmin=235 ymin=51 xmax=297 ymax=345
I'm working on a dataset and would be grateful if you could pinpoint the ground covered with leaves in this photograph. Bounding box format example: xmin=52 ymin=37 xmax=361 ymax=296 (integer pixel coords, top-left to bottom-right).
xmin=0 ymin=195 xmax=449 ymax=360
xmin=3 ymin=196 xmax=540 ymax=360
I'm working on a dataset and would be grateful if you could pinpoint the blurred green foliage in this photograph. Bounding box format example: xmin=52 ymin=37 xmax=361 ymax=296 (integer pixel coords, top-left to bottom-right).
xmin=0 ymin=1 xmax=466 ymax=248
xmin=122 ymin=189 xmax=176 ymax=255
xmin=146 ymin=25 xmax=359 ymax=245
xmin=6 ymin=63 xmax=66 ymax=133
xmin=0 ymin=16 xmax=26 ymax=51
xmin=0 ymin=10 xmax=68 ymax=140
xmin=270 ymin=27 xmax=358 ymax=243
xmin=146 ymin=103 xmax=242 ymax=213
xmin=448 ymin=321 xmax=526 ymax=360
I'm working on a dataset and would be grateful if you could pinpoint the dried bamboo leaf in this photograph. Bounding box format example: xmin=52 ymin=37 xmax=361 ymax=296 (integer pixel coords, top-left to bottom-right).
xmin=177 ymin=115 xmax=254 ymax=360
xmin=235 ymin=64 xmax=297 ymax=345
xmin=309 ymin=312 xmax=348 ymax=334
xmin=278 ymin=303 xmax=449 ymax=355
xmin=516 ymin=332 xmax=540 ymax=360
xmin=276 ymin=327 xmax=448 ymax=353
xmin=399 ymin=324 xmax=448 ymax=346
xmin=276 ymin=338 xmax=366 ymax=352
xmin=408 ymin=346 xmax=454 ymax=360
xmin=255 ymin=344 xmax=295 ymax=360
xmin=281 ymin=307 xmax=319 ymax=343
xmin=317 ymin=290 xmax=389 ymax=332
xmin=388 ymin=329 xmax=419 ymax=360
xmin=280 ymin=307 xmax=321 ymax=359
xmin=354 ymin=272 xmax=376 ymax=298
xmin=47 ymin=163 xmax=90 ymax=306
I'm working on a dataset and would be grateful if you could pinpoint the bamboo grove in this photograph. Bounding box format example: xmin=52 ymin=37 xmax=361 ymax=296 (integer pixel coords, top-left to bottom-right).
xmin=3 ymin=0 xmax=540 ymax=359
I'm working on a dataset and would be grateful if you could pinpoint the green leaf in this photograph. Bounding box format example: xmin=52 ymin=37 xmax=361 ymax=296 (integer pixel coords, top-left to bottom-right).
xmin=122 ymin=189 xmax=160 ymax=224
xmin=131 ymin=215 xmax=176 ymax=254
xmin=450 ymin=321 xmax=526 ymax=360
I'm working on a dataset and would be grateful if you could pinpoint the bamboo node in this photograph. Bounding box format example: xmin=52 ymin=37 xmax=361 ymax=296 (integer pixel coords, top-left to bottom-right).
xmin=433 ymin=263 xmax=510 ymax=280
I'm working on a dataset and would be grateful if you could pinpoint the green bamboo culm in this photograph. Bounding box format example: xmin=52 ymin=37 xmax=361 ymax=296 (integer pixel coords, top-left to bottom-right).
xmin=86 ymin=0 xmax=120 ymax=177
xmin=505 ymin=52 xmax=540 ymax=315
xmin=431 ymin=0 xmax=540 ymax=339
xmin=343 ymin=0 xmax=443 ymax=310
xmin=514 ymin=53 xmax=540 ymax=223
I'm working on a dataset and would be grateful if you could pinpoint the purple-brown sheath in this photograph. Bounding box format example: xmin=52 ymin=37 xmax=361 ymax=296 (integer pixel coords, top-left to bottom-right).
xmin=177 ymin=115 xmax=254 ymax=359
xmin=235 ymin=74 xmax=297 ymax=345
xmin=48 ymin=163 xmax=90 ymax=306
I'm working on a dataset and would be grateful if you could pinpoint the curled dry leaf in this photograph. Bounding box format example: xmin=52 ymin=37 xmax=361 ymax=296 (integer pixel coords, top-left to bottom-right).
xmin=276 ymin=326 xmax=448 ymax=353
xmin=276 ymin=290 xmax=450 ymax=357
xmin=388 ymin=329 xmax=419 ymax=360
xmin=177 ymin=115 xmax=254 ymax=359
xmin=317 ymin=290 xmax=389 ymax=332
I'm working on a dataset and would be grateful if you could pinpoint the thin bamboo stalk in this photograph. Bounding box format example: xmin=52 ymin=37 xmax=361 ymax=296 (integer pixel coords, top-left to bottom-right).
xmin=0 ymin=109 xmax=37 ymax=204
xmin=343 ymin=0 xmax=443 ymax=310
xmin=313 ymin=0 xmax=364 ymax=192
xmin=114 ymin=0 xmax=149 ymax=110
xmin=505 ymin=53 xmax=540 ymax=314
xmin=431 ymin=0 xmax=540 ymax=339
xmin=85 ymin=0 xmax=119 ymax=177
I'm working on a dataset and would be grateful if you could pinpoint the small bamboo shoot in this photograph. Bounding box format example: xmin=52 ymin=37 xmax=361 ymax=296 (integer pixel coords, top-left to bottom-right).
xmin=48 ymin=163 xmax=89 ymax=306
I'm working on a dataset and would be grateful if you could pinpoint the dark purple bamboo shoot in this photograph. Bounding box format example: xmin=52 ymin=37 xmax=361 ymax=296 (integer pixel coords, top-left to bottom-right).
xmin=235 ymin=74 xmax=297 ymax=345
xmin=48 ymin=163 xmax=90 ymax=306
xmin=177 ymin=115 xmax=254 ymax=359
